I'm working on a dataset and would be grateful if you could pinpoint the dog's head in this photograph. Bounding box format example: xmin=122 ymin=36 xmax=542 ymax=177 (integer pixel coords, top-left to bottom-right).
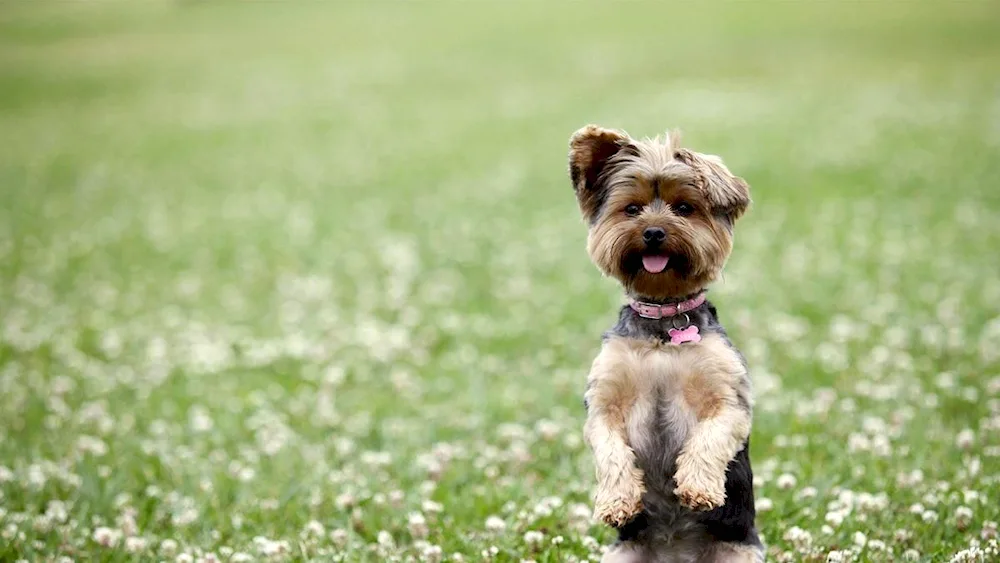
xmin=568 ymin=125 xmax=750 ymax=299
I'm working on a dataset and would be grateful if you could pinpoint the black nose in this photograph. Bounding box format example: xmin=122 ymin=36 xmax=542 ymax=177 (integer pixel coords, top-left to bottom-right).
xmin=643 ymin=227 xmax=666 ymax=246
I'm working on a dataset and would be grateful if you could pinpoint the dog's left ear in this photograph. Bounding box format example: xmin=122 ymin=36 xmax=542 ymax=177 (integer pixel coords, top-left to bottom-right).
xmin=569 ymin=125 xmax=630 ymax=220
xmin=675 ymin=149 xmax=751 ymax=223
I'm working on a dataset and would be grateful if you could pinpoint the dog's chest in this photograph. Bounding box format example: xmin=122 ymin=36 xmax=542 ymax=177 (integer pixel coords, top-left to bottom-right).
xmin=597 ymin=333 xmax=738 ymax=465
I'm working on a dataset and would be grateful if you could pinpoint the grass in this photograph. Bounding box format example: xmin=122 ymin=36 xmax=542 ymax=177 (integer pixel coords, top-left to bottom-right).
xmin=1 ymin=1 xmax=999 ymax=561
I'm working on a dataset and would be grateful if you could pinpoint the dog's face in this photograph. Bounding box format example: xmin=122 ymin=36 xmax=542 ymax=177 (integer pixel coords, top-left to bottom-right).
xmin=568 ymin=125 xmax=750 ymax=299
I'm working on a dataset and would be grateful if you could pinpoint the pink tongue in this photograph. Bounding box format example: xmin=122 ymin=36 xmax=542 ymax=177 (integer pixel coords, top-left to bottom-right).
xmin=642 ymin=255 xmax=669 ymax=273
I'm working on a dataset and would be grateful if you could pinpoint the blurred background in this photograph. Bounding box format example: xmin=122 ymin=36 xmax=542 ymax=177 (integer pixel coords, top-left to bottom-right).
xmin=1 ymin=2 xmax=999 ymax=561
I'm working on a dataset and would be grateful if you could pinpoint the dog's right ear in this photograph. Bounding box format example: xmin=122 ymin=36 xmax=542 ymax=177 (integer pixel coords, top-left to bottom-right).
xmin=569 ymin=125 xmax=630 ymax=221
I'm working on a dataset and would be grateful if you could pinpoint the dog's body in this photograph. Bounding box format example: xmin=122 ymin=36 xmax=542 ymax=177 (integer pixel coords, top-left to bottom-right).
xmin=569 ymin=126 xmax=763 ymax=562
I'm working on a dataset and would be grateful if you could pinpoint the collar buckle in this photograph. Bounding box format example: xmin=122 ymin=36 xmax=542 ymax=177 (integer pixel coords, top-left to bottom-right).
xmin=635 ymin=302 xmax=664 ymax=319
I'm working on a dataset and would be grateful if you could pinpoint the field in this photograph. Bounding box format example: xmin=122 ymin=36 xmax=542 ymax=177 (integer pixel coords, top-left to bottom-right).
xmin=2 ymin=2 xmax=1000 ymax=561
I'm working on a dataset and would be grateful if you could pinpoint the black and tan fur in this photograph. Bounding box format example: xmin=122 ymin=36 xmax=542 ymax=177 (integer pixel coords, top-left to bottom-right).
xmin=570 ymin=125 xmax=762 ymax=562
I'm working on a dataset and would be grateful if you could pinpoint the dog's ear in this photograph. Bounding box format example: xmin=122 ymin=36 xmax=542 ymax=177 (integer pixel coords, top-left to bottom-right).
xmin=569 ymin=125 xmax=630 ymax=220
xmin=675 ymin=149 xmax=750 ymax=223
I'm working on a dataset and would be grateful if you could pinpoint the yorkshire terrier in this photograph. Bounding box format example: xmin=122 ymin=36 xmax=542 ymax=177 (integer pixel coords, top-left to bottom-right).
xmin=569 ymin=125 xmax=762 ymax=562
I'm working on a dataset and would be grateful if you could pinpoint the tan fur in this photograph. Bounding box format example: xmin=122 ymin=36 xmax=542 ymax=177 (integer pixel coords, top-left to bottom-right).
xmin=699 ymin=543 xmax=765 ymax=563
xmin=674 ymin=149 xmax=750 ymax=223
xmin=683 ymin=372 xmax=725 ymax=420
xmin=584 ymin=348 xmax=646 ymax=526
xmin=586 ymin=333 xmax=751 ymax=517
xmin=569 ymin=125 xmax=747 ymax=300
xmin=601 ymin=542 xmax=647 ymax=563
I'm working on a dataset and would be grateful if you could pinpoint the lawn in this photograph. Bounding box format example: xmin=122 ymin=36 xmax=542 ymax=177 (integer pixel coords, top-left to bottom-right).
xmin=1 ymin=1 xmax=999 ymax=561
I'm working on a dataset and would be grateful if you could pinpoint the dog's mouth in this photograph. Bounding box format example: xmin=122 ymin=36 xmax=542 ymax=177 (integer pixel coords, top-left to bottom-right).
xmin=625 ymin=251 xmax=690 ymax=277
xmin=641 ymin=254 xmax=670 ymax=274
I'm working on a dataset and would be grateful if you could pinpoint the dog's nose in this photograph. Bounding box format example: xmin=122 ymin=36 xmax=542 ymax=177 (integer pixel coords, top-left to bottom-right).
xmin=643 ymin=227 xmax=666 ymax=246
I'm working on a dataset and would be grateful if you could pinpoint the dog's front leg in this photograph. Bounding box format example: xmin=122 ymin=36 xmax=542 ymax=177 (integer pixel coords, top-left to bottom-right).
xmin=584 ymin=352 xmax=645 ymax=527
xmin=673 ymin=383 xmax=751 ymax=511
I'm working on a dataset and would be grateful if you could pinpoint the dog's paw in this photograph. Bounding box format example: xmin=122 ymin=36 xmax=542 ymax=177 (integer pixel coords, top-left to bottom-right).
xmin=674 ymin=481 xmax=726 ymax=511
xmin=593 ymin=476 xmax=645 ymax=527
xmin=673 ymin=465 xmax=726 ymax=511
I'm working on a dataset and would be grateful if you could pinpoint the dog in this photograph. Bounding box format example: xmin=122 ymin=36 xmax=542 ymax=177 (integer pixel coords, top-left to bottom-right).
xmin=569 ymin=125 xmax=762 ymax=562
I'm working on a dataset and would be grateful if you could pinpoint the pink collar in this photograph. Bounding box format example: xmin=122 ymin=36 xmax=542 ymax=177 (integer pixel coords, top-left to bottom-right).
xmin=629 ymin=292 xmax=706 ymax=320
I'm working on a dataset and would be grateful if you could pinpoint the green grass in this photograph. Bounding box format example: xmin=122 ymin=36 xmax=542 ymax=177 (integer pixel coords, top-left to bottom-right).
xmin=2 ymin=1 xmax=999 ymax=561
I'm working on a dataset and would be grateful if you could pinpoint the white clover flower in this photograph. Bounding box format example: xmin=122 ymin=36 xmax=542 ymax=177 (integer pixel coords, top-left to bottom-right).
xmin=171 ymin=506 xmax=198 ymax=527
xmin=160 ymin=539 xmax=179 ymax=556
xmin=782 ymin=526 xmax=812 ymax=549
xmin=237 ymin=467 xmax=255 ymax=482
xmin=408 ymin=512 xmax=429 ymax=539
xmin=303 ymin=519 xmax=325 ymax=538
xmin=188 ymin=406 xmax=214 ymax=433
xmin=485 ymin=516 xmax=506 ymax=533
xmin=757 ymin=498 xmax=774 ymax=512
xmin=796 ymin=486 xmax=818 ymax=500
xmin=422 ymin=500 xmax=444 ymax=514
xmin=92 ymin=526 xmax=121 ymax=547
xmin=330 ymin=528 xmax=349 ymax=547
xmin=903 ymin=549 xmax=920 ymax=560
xmin=76 ymin=435 xmax=108 ymax=457
xmin=949 ymin=547 xmax=984 ymax=562
xmin=523 ymin=530 xmax=544 ymax=544
xmin=967 ymin=457 xmax=982 ymax=477
xmin=962 ymin=489 xmax=981 ymax=504
xmin=956 ymin=429 xmax=976 ymax=450
xmin=33 ymin=516 xmax=52 ymax=533
xmin=852 ymin=531 xmax=867 ymax=547
xmin=776 ymin=473 xmax=797 ymax=490
xmin=847 ymin=433 xmax=871 ymax=452
xmin=420 ymin=543 xmax=443 ymax=563
xmin=857 ymin=492 xmax=889 ymax=512
xmin=124 ymin=536 xmax=147 ymax=553
xmin=568 ymin=503 xmax=591 ymax=522
xmin=253 ymin=536 xmax=290 ymax=557
xmin=334 ymin=493 xmax=356 ymax=509
xmin=535 ymin=419 xmax=560 ymax=441
xmin=376 ymin=530 xmax=394 ymax=548
xmin=825 ymin=509 xmax=848 ymax=527
xmin=532 ymin=496 xmax=563 ymax=517
xmin=955 ymin=506 xmax=974 ymax=529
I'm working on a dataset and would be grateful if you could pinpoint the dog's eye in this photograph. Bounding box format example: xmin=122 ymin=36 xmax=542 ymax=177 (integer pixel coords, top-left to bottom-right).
xmin=674 ymin=202 xmax=694 ymax=216
xmin=624 ymin=204 xmax=642 ymax=216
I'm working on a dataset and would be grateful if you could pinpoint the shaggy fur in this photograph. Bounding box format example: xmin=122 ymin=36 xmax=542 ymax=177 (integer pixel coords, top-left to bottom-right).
xmin=570 ymin=125 xmax=762 ymax=562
